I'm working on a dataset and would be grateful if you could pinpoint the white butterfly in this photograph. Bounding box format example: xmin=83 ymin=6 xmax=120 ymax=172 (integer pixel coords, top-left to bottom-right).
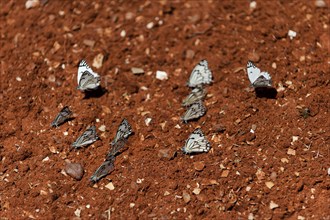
xmin=72 ymin=126 xmax=99 ymax=149
xmin=111 ymin=118 xmax=133 ymax=146
xmin=90 ymin=157 xmax=115 ymax=183
xmin=77 ymin=60 xmax=101 ymax=91
xmin=51 ymin=106 xmax=72 ymax=127
xmin=247 ymin=61 xmax=272 ymax=88
xmin=187 ymin=60 xmax=213 ymax=88
xmin=181 ymin=100 xmax=206 ymax=123
xmin=182 ymin=86 xmax=207 ymax=107
xmin=182 ymin=128 xmax=211 ymax=154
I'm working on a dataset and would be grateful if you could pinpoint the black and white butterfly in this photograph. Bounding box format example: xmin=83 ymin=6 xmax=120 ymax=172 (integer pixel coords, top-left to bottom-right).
xmin=182 ymin=128 xmax=211 ymax=154
xmin=182 ymin=86 xmax=207 ymax=107
xmin=247 ymin=61 xmax=272 ymax=88
xmin=181 ymin=100 xmax=206 ymax=123
xmin=187 ymin=60 xmax=213 ymax=88
xmin=90 ymin=157 xmax=115 ymax=183
xmin=110 ymin=118 xmax=133 ymax=146
xmin=106 ymin=139 xmax=126 ymax=160
xmin=77 ymin=60 xmax=101 ymax=91
xmin=72 ymin=126 xmax=99 ymax=149
xmin=51 ymin=106 xmax=73 ymax=127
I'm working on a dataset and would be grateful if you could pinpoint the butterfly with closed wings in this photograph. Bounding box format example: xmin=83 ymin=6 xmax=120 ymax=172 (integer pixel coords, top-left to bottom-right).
xmin=51 ymin=106 xmax=73 ymax=127
xmin=110 ymin=118 xmax=133 ymax=146
xmin=90 ymin=156 xmax=115 ymax=183
xmin=181 ymin=100 xmax=206 ymax=123
xmin=72 ymin=125 xmax=99 ymax=149
xmin=187 ymin=59 xmax=213 ymax=88
xmin=77 ymin=60 xmax=101 ymax=91
xmin=182 ymin=86 xmax=207 ymax=107
xmin=182 ymin=128 xmax=211 ymax=154
xmin=247 ymin=61 xmax=272 ymax=88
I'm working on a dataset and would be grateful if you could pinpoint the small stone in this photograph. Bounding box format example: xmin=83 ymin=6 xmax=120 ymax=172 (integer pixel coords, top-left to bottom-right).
xmin=164 ymin=191 xmax=170 ymax=196
xmin=83 ymin=39 xmax=95 ymax=47
xmin=297 ymin=216 xmax=305 ymax=220
xmin=48 ymin=75 xmax=56 ymax=82
xmin=269 ymin=201 xmax=279 ymax=209
xmin=74 ymin=208 xmax=81 ymax=217
xmin=281 ymin=158 xmax=289 ymax=163
xmin=98 ymin=125 xmax=106 ymax=132
xmin=246 ymin=186 xmax=252 ymax=192
xmin=270 ymin=172 xmax=277 ymax=181
xmin=265 ymin=181 xmax=275 ymax=189
xmin=146 ymin=22 xmax=154 ymax=29
xmin=315 ymin=0 xmax=326 ymax=7
xmin=156 ymin=71 xmax=168 ymax=80
xmin=25 ymin=0 xmax=40 ymax=9
xmin=157 ymin=149 xmax=176 ymax=160
xmin=249 ymin=1 xmax=257 ymax=9
xmin=185 ymin=50 xmax=195 ymax=59
xmin=193 ymin=161 xmax=205 ymax=171
xmin=213 ymin=124 xmax=226 ymax=133
xmin=16 ymin=76 xmax=22 ymax=81
xmin=288 ymin=30 xmax=297 ymax=40
xmin=192 ymin=187 xmax=201 ymax=195
xmin=145 ymin=118 xmax=152 ymax=126
xmin=221 ymin=170 xmax=229 ymax=178
xmin=65 ymin=163 xmax=84 ymax=180
xmin=287 ymin=148 xmax=296 ymax=156
xmin=63 ymin=131 xmax=68 ymax=136
xmin=93 ymin=53 xmax=104 ymax=69
xmin=182 ymin=190 xmax=191 ymax=204
xmin=248 ymin=51 xmax=260 ymax=62
xmin=129 ymin=203 xmax=135 ymax=208
xmin=125 ymin=12 xmax=134 ymax=20
xmin=131 ymin=67 xmax=144 ymax=75
xmin=105 ymin=182 xmax=115 ymax=190
xmin=120 ymin=30 xmax=126 ymax=37
xmin=256 ymin=169 xmax=265 ymax=180
xmin=272 ymin=62 xmax=277 ymax=69
xmin=328 ymin=167 xmax=330 ymax=176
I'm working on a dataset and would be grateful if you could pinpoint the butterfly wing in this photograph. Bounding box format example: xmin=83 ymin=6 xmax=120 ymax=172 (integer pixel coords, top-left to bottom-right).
xmin=187 ymin=60 xmax=213 ymax=87
xmin=182 ymin=128 xmax=211 ymax=154
xmin=182 ymin=86 xmax=207 ymax=107
xmin=252 ymin=71 xmax=272 ymax=88
xmin=247 ymin=61 xmax=262 ymax=85
xmin=78 ymin=60 xmax=99 ymax=82
xmin=106 ymin=139 xmax=126 ymax=159
xmin=181 ymin=101 xmax=206 ymax=123
xmin=111 ymin=118 xmax=133 ymax=146
xmin=51 ymin=106 xmax=72 ymax=127
xmin=90 ymin=158 xmax=115 ymax=183
xmin=72 ymin=126 xmax=99 ymax=148
xmin=77 ymin=71 xmax=101 ymax=91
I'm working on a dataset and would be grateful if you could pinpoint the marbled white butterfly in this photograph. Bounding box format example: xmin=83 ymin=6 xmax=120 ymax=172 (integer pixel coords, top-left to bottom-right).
xmin=182 ymin=128 xmax=211 ymax=154
xmin=77 ymin=60 xmax=101 ymax=91
xmin=187 ymin=60 xmax=213 ymax=88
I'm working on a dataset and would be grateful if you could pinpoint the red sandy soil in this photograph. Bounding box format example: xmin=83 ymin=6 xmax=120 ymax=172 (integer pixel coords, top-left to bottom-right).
xmin=1 ymin=0 xmax=330 ymax=219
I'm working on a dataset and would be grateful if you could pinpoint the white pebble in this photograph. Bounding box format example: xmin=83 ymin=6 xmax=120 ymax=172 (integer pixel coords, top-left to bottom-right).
xmin=16 ymin=76 xmax=22 ymax=81
xmin=156 ymin=70 xmax=168 ymax=80
xmin=145 ymin=118 xmax=152 ymax=126
xmin=129 ymin=203 xmax=135 ymax=208
xmin=105 ymin=182 xmax=115 ymax=190
xmin=315 ymin=0 xmax=326 ymax=7
xmin=120 ymin=30 xmax=126 ymax=38
xmin=98 ymin=125 xmax=106 ymax=132
xmin=327 ymin=167 xmax=330 ymax=176
xmin=92 ymin=53 xmax=104 ymax=69
xmin=248 ymin=213 xmax=254 ymax=220
xmin=86 ymin=204 xmax=90 ymax=209
xmin=25 ymin=0 xmax=40 ymax=9
xmin=74 ymin=208 xmax=81 ymax=217
xmin=269 ymin=201 xmax=279 ymax=209
xmin=146 ymin=22 xmax=154 ymax=29
xmin=95 ymin=118 xmax=100 ymax=123
xmin=63 ymin=131 xmax=68 ymax=136
xmin=288 ymin=30 xmax=297 ymax=40
xmin=250 ymin=1 xmax=257 ymax=9
xmin=42 ymin=156 xmax=50 ymax=162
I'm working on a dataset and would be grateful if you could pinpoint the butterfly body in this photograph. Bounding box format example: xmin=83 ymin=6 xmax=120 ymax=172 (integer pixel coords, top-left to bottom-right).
xmin=182 ymin=86 xmax=207 ymax=107
xmin=182 ymin=128 xmax=211 ymax=154
xmin=72 ymin=126 xmax=99 ymax=148
xmin=51 ymin=106 xmax=72 ymax=127
xmin=187 ymin=60 xmax=213 ymax=88
xmin=247 ymin=61 xmax=272 ymax=88
xmin=77 ymin=60 xmax=101 ymax=91
xmin=181 ymin=100 xmax=206 ymax=123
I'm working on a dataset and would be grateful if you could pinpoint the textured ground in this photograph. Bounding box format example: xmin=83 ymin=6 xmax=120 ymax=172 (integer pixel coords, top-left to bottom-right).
xmin=1 ymin=0 xmax=330 ymax=219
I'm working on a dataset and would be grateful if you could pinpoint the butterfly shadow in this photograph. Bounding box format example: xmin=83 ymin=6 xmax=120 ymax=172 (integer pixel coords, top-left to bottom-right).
xmin=254 ymin=87 xmax=277 ymax=99
xmin=83 ymin=86 xmax=108 ymax=99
